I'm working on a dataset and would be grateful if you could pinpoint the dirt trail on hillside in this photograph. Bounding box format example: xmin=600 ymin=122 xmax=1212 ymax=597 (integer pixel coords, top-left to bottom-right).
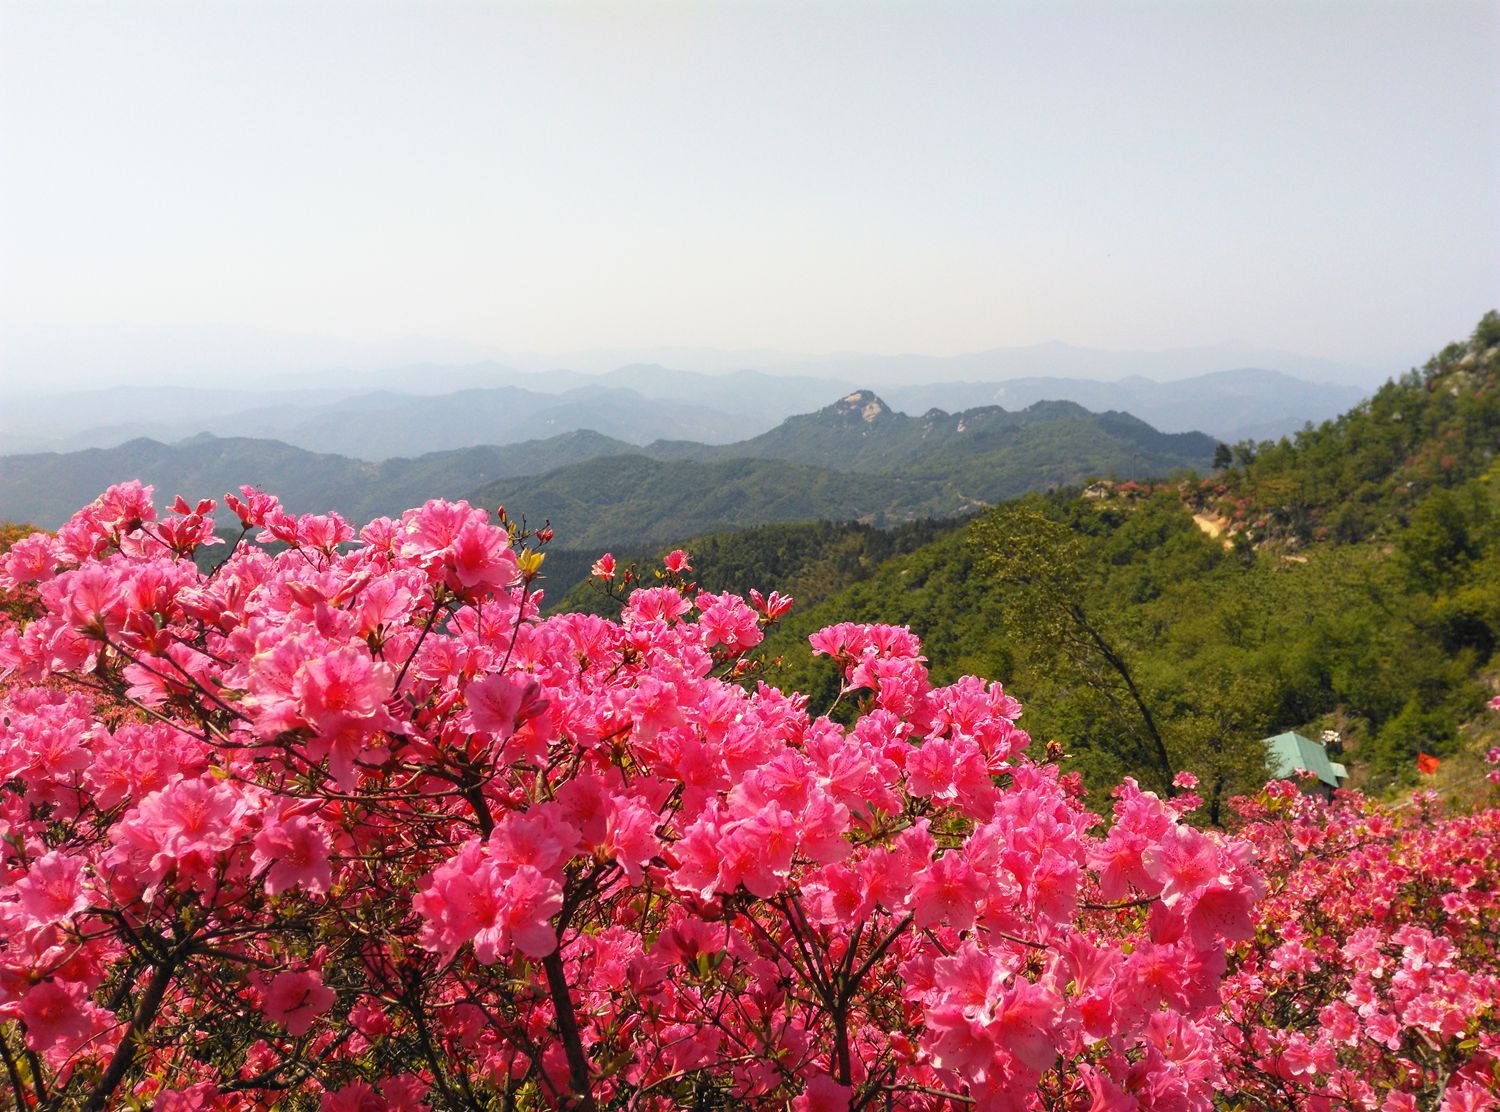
xmin=1193 ymin=513 xmax=1225 ymax=538
xmin=1192 ymin=511 xmax=1234 ymax=550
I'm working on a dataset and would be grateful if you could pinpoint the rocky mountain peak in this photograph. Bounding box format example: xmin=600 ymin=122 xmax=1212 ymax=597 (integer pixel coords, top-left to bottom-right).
xmin=826 ymin=390 xmax=892 ymax=424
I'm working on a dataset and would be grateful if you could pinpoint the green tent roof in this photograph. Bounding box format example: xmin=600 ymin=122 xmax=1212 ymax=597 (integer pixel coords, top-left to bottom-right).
xmin=1263 ymin=731 xmax=1346 ymax=788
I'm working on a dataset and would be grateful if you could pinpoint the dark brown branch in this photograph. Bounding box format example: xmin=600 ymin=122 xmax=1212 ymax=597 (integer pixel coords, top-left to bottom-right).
xmin=542 ymin=950 xmax=597 ymax=1111
xmin=1067 ymin=601 xmax=1175 ymax=788
xmin=83 ymin=954 xmax=178 ymax=1112
xmin=0 ymin=1031 xmax=30 ymax=1111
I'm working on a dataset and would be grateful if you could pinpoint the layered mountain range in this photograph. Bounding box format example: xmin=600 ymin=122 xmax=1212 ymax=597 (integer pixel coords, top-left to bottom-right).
xmin=1 ymin=391 xmax=1216 ymax=547
xmin=1 ymin=364 xmax=1364 ymax=458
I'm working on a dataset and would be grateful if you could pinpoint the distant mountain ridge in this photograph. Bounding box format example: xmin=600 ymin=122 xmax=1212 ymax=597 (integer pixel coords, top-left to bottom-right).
xmin=3 ymin=365 xmax=1367 ymax=457
xmin=0 ymin=431 xmax=636 ymax=530
xmin=645 ymin=391 xmax=1215 ymax=476
xmin=460 ymin=393 xmax=1216 ymax=548
xmin=7 ymin=323 xmax=1392 ymax=388
xmin=881 ymin=368 xmax=1367 ymax=442
xmin=2 ymin=390 xmax=1216 ymax=544
xmin=0 ymin=384 xmax=750 ymax=460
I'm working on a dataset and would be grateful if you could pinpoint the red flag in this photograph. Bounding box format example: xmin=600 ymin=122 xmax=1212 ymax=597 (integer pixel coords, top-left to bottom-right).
xmin=1417 ymin=752 xmax=1441 ymax=776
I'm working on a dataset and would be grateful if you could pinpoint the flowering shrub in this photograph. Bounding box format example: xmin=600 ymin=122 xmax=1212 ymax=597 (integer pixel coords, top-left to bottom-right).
xmin=1215 ymin=783 xmax=1500 ymax=1111
xmin=0 ymin=483 xmax=1280 ymax=1111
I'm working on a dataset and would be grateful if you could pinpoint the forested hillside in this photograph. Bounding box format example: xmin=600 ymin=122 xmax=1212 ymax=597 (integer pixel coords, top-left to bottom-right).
xmin=0 ymin=430 xmax=639 ymax=529
xmin=573 ymin=313 xmax=1500 ymax=818
xmin=1193 ymin=309 xmax=1500 ymax=547
xmin=645 ymin=392 xmax=1217 ymax=476
xmin=465 ymin=397 xmax=1215 ymax=549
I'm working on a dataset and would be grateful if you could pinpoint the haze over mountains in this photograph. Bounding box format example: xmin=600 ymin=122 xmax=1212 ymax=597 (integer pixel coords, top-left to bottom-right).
xmin=3 ymin=323 xmax=1397 ymax=389
xmin=2 ymin=360 xmax=1363 ymax=458
xmin=879 ymin=369 xmax=1366 ymax=445
xmin=1 ymin=333 xmax=1382 ymax=556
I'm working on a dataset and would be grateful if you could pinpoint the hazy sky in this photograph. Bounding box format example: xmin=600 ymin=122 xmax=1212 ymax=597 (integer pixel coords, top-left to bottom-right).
xmin=2 ymin=0 xmax=1497 ymax=380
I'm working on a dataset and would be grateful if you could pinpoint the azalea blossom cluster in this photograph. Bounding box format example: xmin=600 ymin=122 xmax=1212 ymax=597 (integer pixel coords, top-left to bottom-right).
xmin=0 ymin=482 xmax=1341 ymax=1111
xmin=1214 ymin=782 xmax=1500 ymax=1111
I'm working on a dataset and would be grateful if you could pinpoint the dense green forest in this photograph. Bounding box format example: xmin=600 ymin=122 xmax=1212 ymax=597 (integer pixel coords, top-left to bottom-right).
xmin=546 ymin=516 xmax=968 ymax=620
xmin=561 ymin=313 xmax=1500 ymax=819
xmin=464 ymin=396 xmax=1214 ymax=549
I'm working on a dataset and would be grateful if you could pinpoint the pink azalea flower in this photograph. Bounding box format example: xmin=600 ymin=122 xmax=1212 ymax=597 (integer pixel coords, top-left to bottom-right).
xmin=415 ymin=842 xmax=564 ymax=963
xmin=263 ymin=970 xmax=335 ymax=1036
xmin=489 ymin=807 xmax=580 ymax=873
xmin=601 ymin=797 xmax=660 ymax=884
xmin=110 ymin=775 xmax=249 ymax=892
xmin=1186 ymin=878 xmax=1259 ymax=946
xmin=295 ymin=513 xmax=355 ymax=553
xmin=0 ymin=532 xmax=59 ymax=587
xmin=725 ymin=804 xmax=800 ymax=898
xmin=992 ymin=980 xmax=1065 ymax=1076
xmin=293 ymin=645 xmax=396 ymax=732
xmin=1279 ymin=1032 xmax=1319 ymax=1079
xmin=446 ymin=516 xmax=517 ymax=593
xmin=19 ymin=980 xmax=116 ymax=1065
xmin=224 ymin=485 xmax=281 ymax=526
xmin=1440 ymin=1082 xmax=1499 ymax=1112
xmin=319 ymin=1080 xmax=383 ymax=1112
xmin=695 ymin=592 xmax=762 ymax=651
xmin=252 ymin=810 xmax=333 ymax=896
xmin=380 ymin=1074 xmax=431 ymax=1111
xmin=153 ymin=1083 xmax=224 ymax=1112
xmin=465 ymin=672 xmax=543 ymax=739
xmin=792 ymin=1075 xmax=853 ymax=1112
xmin=13 ymin=850 xmax=89 ymax=928
xmin=55 ymin=563 xmax=127 ymax=638
xmin=911 ymin=852 xmax=986 ymax=930
xmin=748 ymin=587 xmax=794 ymax=621
xmin=1141 ymin=825 xmax=1222 ymax=903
